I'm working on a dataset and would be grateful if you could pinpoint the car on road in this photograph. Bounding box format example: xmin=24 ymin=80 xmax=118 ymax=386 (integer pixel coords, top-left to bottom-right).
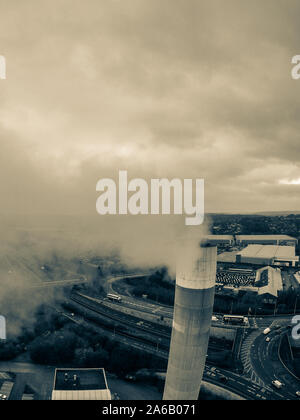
xmin=296 ymin=391 xmax=300 ymax=398
xmin=125 ymin=374 xmax=136 ymax=382
xmin=266 ymin=337 xmax=271 ymax=342
xmin=272 ymin=380 xmax=283 ymax=389
xmin=263 ymin=328 xmax=271 ymax=335
xmin=219 ymin=375 xmax=228 ymax=384
xmin=273 ymin=324 xmax=281 ymax=330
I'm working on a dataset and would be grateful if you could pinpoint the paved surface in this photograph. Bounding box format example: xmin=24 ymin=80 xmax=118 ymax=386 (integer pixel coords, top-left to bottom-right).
xmin=250 ymin=328 xmax=300 ymax=400
xmin=104 ymin=274 xmax=300 ymax=400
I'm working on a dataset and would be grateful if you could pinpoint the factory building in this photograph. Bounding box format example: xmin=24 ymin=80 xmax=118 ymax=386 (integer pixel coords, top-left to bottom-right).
xmin=255 ymin=266 xmax=283 ymax=303
xmin=205 ymin=235 xmax=234 ymax=246
xmin=163 ymin=241 xmax=217 ymax=400
xmin=236 ymin=235 xmax=297 ymax=246
xmin=236 ymin=245 xmax=299 ymax=267
xmin=237 ymin=266 xmax=283 ymax=304
xmin=51 ymin=368 xmax=111 ymax=400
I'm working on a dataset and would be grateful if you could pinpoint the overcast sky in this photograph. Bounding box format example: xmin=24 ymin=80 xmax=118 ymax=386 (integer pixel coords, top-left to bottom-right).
xmin=1 ymin=0 xmax=300 ymax=216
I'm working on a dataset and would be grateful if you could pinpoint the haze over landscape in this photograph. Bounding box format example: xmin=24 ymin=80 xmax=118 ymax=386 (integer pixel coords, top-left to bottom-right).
xmin=0 ymin=0 xmax=300 ymax=220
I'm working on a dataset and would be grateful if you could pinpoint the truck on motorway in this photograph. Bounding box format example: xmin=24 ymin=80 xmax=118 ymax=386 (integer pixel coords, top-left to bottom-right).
xmin=223 ymin=315 xmax=248 ymax=325
xmin=272 ymin=380 xmax=283 ymax=389
xmin=263 ymin=327 xmax=271 ymax=335
xmin=107 ymin=293 xmax=122 ymax=302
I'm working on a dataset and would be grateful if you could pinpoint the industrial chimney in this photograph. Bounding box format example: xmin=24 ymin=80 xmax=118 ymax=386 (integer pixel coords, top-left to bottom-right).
xmin=163 ymin=241 xmax=217 ymax=400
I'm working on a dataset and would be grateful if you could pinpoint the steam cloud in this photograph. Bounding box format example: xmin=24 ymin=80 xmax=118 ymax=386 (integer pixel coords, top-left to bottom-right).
xmin=0 ymin=212 xmax=211 ymax=338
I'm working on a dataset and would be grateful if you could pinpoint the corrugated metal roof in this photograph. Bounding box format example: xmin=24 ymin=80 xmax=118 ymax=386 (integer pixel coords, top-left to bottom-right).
xmin=257 ymin=267 xmax=283 ymax=298
xmin=236 ymin=235 xmax=296 ymax=241
xmin=51 ymin=389 xmax=111 ymax=400
xmin=238 ymin=244 xmax=296 ymax=260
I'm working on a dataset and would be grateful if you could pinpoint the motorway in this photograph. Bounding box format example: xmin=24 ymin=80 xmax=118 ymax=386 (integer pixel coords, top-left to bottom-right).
xmin=2 ymin=253 xmax=299 ymax=400
xmin=102 ymin=274 xmax=300 ymax=400
xmin=59 ymin=298 xmax=287 ymax=400
xmin=105 ymin=275 xmax=174 ymax=319
xmin=15 ymin=267 xmax=299 ymax=400
xmin=105 ymin=275 xmax=272 ymax=330
xmin=250 ymin=327 xmax=300 ymax=399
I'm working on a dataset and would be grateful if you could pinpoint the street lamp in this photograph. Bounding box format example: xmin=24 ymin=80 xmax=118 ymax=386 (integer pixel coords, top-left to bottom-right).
xmin=294 ymin=295 xmax=299 ymax=315
xmin=156 ymin=338 xmax=162 ymax=352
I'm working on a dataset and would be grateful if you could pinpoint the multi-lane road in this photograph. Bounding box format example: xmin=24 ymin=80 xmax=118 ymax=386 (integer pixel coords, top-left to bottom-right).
xmin=250 ymin=327 xmax=300 ymax=399
xmin=102 ymin=274 xmax=300 ymax=400
xmin=2 ymin=253 xmax=299 ymax=401
xmin=59 ymin=295 xmax=289 ymax=400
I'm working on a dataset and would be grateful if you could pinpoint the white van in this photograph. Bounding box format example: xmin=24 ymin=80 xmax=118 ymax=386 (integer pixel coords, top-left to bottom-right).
xmin=272 ymin=380 xmax=283 ymax=389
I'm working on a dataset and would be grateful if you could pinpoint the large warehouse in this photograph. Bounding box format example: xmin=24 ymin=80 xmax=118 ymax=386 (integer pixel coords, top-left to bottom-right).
xmin=236 ymin=235 xmax=298 ymax=246
xmin=236 ymin=244 xmax=299 ymax=267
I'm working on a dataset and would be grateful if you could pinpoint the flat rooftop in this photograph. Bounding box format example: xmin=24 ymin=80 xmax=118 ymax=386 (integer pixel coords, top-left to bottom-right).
xmin=206 ymin=235 xmax=234 ymax=240
xmin=236 ymin=235 xmax=297 ymax=241
xmin=54 ymin=368 xmax=107 ymax=391
xmin=52 ymin=368 xmax=111 ymax=401
xmin=238 ymin=244 xmax=297 ymax=260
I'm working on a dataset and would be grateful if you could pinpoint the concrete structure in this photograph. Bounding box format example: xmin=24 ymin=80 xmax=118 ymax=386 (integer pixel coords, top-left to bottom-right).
xmin=205 ymin=235 xmax=234 ymax=246
xmin=163 ymin=242 xmax=217 ymax=400
xmin=51 ymin=368 xmax=111 ymax=400
xmin=236 ymin=244 xmax=299 ymax=267
xmin=236 ymin=235 xmax=297 ymax=246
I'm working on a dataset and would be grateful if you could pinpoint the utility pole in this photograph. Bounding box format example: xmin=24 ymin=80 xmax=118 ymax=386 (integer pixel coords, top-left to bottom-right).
xmin=273 ymin=300 xmax=277 ymax=317
xmin=294 ymin=295 xmax=298 ymax=315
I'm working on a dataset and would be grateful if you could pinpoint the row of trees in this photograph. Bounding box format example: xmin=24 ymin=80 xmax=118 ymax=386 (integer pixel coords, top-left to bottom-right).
xmin=28 ymin=322 xmax=166 ymax=375
xmin=128 ymin=268 xmax=175 ymax=305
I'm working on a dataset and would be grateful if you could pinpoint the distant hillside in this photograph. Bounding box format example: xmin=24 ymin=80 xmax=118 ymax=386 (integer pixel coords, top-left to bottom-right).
xmin=254 ymin=211 xmax=300 ymax=216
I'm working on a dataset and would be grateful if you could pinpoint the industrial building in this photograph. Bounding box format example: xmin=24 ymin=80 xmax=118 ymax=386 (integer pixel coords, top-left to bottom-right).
xmin=255 ymin=266 xmax=283 ymax=303
xmin=238 ymin=266 xmax=283 ymax=303
xmin=236 ymin=245 xmax=299 ymax=267
xmin=236 ymin=235 xmax=297 ymax=246
xmin=0 ymin=372 xmax=36 ymax=400
xmin=163 ymin=242 xmax=217 ymax=400
xmin=51 ymin=368 xmax=111 ymax=400
xmin=205 ymin=235 xmax=234 ymax=246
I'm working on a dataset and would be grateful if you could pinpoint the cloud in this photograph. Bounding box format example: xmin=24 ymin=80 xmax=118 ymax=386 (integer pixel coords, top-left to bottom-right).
xmin=0 ymin=0 xmax=300 ymax=217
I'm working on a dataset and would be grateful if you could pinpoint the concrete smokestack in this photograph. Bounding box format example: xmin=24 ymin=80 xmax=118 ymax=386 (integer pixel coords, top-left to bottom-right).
xmin=163 ymin=241 xmax=217 ymax=400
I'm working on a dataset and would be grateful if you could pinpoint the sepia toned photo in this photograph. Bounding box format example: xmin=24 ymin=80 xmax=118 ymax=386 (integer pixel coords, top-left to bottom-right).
xmin=0 ymin=0 xmax=300 ymax=407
